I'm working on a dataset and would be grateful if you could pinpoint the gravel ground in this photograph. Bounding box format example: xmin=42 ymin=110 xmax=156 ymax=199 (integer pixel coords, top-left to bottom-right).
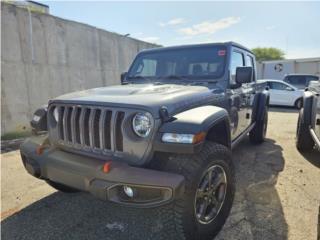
xmin=1 ymin=108 xmax=320 ymax=240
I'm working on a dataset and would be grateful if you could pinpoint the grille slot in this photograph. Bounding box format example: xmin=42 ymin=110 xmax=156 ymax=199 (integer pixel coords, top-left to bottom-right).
xmin=74 ymin=107 xmax=81 ymax=144
xmin=93 ymin=109 xmax=101 ymax=148
xmin=103 ymin=111 xmax=112 ymax=150
xmin=52 ymin=105 xmax=125 ymax=153
xmin=58 ymin=106 xmax=65 ymax=140
xmin=83 ymin=108 xmax=91 ymax=146
xmin=115 ymin=112 xmax=125 ymax=151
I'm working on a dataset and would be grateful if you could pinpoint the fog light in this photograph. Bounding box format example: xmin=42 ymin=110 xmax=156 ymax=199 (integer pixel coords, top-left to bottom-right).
xmin=123 ymin=186 xmax=134 ymax=198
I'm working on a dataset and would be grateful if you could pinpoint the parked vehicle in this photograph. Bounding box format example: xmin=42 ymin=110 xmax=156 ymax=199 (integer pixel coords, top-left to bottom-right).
xmin=257 ymin=79 xmax=304 ymax=108
xmin=20 ymin=42 xmax=269 ymax=239
xmin=296 ymin=80 xmax=320 ymax=152
xmin=284 ymin=74 xmax=319 ymax=89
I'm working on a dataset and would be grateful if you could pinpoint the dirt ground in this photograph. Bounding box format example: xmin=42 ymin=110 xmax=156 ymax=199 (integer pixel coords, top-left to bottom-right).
xmin=1 ymin=108 xmax=320 ymax=240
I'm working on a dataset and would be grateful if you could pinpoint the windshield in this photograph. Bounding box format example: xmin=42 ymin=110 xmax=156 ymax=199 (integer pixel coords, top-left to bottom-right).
xmin=127 ymin=46 xmax=227 ymax=82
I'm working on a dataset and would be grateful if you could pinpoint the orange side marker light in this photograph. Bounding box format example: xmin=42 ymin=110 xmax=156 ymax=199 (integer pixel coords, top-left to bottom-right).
xmin=102 ymin=161 xmax=112 ymax=173
xmin=192 ymin=132 xmax=206 ymax=144
xmin=36 ymin=145 xmax=45 ymax=155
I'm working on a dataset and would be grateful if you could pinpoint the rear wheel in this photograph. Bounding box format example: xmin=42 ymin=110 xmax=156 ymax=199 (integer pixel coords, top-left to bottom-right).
xmin=156 ymin=142 xmax=235 ymax=240
xmin=249 ymin=108 xmax=268 ymax=144
xmin=46 ymin=180 xmax=80 ymax=193
xmin=295 ymin=98 xmax=303 ymax=109
xmin=296 ymin=109 xmax=314 ymax=152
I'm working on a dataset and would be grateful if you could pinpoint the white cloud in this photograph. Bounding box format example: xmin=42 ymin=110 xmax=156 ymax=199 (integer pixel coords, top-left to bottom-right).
xmin=140 ymin=36 xmax=160 ymax=43
xmin=159 ymin=18 xmax=186 ymax=27
xmin=178 ymin=17 xmax=241 ymax=36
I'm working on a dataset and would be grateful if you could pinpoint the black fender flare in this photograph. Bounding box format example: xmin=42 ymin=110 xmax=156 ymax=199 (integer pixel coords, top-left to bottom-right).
xmin=251 ymin=90 xmax=269 ymax=122
xmin=154 ymin=106 xmax=230 ymax=153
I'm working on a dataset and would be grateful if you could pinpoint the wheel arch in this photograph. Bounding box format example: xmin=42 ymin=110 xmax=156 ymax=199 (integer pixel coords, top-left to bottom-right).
xmin=154 ymin=106 xmax=231 ymax=153
xmin=205 ymin=118 xmax=231 ymax=148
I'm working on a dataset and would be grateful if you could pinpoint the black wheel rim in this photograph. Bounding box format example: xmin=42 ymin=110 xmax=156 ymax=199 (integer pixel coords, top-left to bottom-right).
xmin=194 ymin=165 xmax=227 ymax=224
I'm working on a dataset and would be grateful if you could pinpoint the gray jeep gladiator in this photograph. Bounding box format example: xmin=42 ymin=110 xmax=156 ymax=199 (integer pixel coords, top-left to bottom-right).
xmin=20 ymin=42 xmax=269 ymax=239
xmin=296 ymin=80 xmax=320 ymax=152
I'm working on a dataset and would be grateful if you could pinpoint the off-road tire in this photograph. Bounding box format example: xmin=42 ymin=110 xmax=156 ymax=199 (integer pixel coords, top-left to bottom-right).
xmin=296 ymin=109 xmax=314 ymax=152
xmin=155 ymin=142 xmax=235 ymax=240
xmin=295 ymin=98 xmax=303 ymax=109
xmin=46 ymin=180 xmax=80 ymax=193
xmin=249 ymin=108 xmax=268 ymax=144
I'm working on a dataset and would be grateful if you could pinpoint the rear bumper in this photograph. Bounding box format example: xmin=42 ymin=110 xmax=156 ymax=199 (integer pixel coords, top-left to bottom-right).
xmin=20 ymin=136 xmax=185 ymax=208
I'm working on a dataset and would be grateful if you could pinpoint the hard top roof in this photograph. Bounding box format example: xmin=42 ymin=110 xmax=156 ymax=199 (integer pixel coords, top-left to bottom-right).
xmin=140 ymin=42 xmax=253 ymax=55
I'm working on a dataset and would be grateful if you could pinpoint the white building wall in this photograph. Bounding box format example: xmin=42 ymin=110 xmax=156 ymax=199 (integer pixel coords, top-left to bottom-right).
xmin=257 ymin=58 xmax=320 ymax=80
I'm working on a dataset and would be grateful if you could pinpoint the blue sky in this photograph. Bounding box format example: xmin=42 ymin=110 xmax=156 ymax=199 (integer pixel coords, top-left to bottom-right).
xmin=43 ymin=1 xmax=320 ymax=59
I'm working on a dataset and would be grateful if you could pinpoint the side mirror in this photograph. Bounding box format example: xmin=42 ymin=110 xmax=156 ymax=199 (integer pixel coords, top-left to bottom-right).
xmin=235 ymin=67 xmax=253 ymax=84
xmin=121 ymin=72 xmax=127 ymax=84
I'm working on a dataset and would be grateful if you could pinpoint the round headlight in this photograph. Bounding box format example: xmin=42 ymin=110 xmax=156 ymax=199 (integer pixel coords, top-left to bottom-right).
xmin=132 ymin=112 xmax=153 ymax=138
xmin=53 ymin=107 xmax=59 ymax=122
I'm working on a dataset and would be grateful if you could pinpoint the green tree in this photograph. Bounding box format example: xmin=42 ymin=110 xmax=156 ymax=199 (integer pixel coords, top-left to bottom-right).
xmin=251 ymin=47 xmax=285 ymax=62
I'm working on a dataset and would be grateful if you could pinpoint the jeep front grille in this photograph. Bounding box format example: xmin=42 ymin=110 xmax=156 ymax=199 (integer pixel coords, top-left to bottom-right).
xmin=50 ymin=104 xmax=125 ymax=152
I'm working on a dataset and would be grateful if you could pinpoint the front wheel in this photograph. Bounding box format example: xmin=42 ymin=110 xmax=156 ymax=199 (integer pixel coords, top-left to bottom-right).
xmin=158 ymin=142 xmax=235 ymax=240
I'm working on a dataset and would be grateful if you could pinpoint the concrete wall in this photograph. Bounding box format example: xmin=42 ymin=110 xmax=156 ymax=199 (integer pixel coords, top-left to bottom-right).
xmin=1 ymin=3 xmax=158 ymax=136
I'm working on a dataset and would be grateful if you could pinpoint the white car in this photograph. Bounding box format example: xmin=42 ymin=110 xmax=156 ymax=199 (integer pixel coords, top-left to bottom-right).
xmin=258 ymin=79 xmax=304 ymax=108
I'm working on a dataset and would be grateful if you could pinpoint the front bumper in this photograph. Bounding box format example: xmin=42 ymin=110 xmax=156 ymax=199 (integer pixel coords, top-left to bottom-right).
xmin=20 ymin=136 xmax=184 ymax=208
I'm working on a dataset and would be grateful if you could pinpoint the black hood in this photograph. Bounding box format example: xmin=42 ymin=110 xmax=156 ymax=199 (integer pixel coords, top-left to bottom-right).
xmin=50 ymin=84 xmax=221 ymax=118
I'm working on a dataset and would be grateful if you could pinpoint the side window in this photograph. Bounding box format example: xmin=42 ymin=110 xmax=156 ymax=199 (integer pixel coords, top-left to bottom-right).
xmin=270 ymin=82 xmax=291 ymax=90
xmin=246 ymin=55 xmax=254 ymax=67
xmin=246 ymin=55 xmax=255 ymax=81
xmin=230 ymin=51 xmax=244 ymax=82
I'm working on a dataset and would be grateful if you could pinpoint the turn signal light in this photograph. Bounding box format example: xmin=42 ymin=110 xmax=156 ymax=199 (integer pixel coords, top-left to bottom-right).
xmin=192 ymin=132 xmax=206 ymax=144
xmin=102 ymin=161 xmax=112 ymax=173
xmin=36 ymin=145 xmax=45 ymax=155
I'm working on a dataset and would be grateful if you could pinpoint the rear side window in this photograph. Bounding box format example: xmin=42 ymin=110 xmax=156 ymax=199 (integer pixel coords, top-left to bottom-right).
xmin=230 ymin=51 xmax=244 ymax=82
xmin=269 ymin=82 xmax=291 ymax=90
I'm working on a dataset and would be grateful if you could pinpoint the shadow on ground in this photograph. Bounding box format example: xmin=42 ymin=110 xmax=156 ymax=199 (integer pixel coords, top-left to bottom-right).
xmin=300 ymin=150 xmax=320 ymax=168
xmin=1 ymin=138 xmax=288 ymax=240
xmin=216 ymin=138 xmax=288 ymax=239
